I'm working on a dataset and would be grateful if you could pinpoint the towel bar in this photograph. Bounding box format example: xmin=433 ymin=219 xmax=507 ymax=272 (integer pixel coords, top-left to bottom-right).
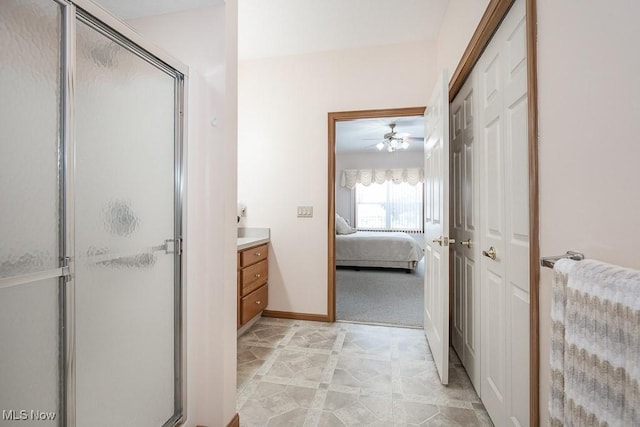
xmin=541 ymin=251 xmax=585 ymax=269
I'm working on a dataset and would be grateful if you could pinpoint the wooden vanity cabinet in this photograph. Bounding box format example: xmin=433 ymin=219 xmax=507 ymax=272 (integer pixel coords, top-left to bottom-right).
xmin=237 ymin=243 xmax=268 ymax=328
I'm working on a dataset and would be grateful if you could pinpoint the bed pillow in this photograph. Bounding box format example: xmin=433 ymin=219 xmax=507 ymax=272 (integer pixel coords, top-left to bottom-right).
xmin=335 ymin=214 xmax=356 ymax=235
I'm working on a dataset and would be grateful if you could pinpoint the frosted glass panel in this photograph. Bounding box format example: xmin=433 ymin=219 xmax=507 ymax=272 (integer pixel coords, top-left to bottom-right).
xmin=0 ymin=279 xmax=60 ymax=427
xmin=0 ymin=0 xmax=61 ymax=278
xmin=75 ymin=19 xmax=177 ymax=426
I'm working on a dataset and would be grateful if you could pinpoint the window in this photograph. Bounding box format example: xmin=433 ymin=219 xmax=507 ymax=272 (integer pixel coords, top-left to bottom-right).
xmin=355 ymin=181 xmax=424 ymax=233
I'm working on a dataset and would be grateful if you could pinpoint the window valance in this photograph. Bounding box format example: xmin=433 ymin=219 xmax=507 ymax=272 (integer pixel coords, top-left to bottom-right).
xmin=340 ymin=168 xmax=424 ymax=189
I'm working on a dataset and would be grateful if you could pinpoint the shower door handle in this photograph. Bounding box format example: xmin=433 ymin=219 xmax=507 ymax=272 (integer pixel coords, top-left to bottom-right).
xmin=163 ymin=238 xmax=182 ymax=255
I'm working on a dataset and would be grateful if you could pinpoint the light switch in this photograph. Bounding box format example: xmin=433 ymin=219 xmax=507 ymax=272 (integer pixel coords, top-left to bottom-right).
xmin=297 ymin=206 xmax=313 ymax=218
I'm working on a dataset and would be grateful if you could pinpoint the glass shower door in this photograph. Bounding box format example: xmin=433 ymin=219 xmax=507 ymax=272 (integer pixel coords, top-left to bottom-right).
xmin=74 ymin=16 xmax=181 ymax=427
xmin=0 ymin=1 xmax=64 ymax=425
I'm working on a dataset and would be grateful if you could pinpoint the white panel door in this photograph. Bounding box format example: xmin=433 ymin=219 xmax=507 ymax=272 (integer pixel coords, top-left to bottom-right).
xmin=478 ymin=0 xmax=529 ymax=425
xmin=479 ymin=29 xmax=507 ymax=424
xmin=502 ymin=1 xmax=530 ymax=424
xmin=424 ymin=70 xmax=450 ymax=385
xmin=451 ymin=72 xmax=481 ymax=392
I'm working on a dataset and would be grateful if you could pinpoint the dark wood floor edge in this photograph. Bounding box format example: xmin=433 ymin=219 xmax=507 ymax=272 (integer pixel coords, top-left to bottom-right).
xmin=262 ymin=310 xmax=331 ymax=323
xmin=225 ymin=413 xmax=239 ymax=427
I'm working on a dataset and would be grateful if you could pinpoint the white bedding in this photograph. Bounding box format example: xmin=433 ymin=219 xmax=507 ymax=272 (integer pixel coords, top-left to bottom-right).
xmin=335 ymin=231 xmax=424 ymax=270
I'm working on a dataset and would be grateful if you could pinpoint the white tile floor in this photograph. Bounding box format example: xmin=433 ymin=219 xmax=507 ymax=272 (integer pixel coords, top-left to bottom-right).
xmin=237 ymin=318 xmax=493 ymax=426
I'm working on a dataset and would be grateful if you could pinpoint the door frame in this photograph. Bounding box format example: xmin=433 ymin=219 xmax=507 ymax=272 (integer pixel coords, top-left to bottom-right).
xmin=326 ymin=106 xmax=427 ymax=322
xmin=448 ymin=0 xmax=539 ymax=424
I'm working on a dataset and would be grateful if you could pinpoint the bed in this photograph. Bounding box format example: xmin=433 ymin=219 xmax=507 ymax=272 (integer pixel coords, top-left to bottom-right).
xmin=335 ymin=231 xmax=424 ymax=271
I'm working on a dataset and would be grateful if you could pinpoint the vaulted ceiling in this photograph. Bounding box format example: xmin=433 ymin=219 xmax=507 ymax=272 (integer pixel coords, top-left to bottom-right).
xmin=94 ymin=0 xmax=446 ymax=152
xmin=239 ymin=0 xmax=449 ymax=60
xmin=93 ymin=0 xmax=449 ymax=60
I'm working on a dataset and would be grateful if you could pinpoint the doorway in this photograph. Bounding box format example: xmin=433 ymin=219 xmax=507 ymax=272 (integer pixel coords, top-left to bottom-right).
xmin=334 ymin=113 xmax=426 ymax=327
xmin=327 ymin=107 xmax=426 ymax=326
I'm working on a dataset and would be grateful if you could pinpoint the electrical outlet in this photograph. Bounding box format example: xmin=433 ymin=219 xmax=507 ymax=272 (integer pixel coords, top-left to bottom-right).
xmin=297 ymin=206 xmax=313 ymax=218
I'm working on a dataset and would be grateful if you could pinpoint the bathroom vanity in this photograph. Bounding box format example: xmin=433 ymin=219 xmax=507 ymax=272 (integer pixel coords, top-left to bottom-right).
xmin=237 ymin=228 xmax=270 ymax=329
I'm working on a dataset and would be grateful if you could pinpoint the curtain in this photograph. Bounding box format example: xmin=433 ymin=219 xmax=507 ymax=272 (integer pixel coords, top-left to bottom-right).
xmin=340 ymin=168 xmax=424 ymax=189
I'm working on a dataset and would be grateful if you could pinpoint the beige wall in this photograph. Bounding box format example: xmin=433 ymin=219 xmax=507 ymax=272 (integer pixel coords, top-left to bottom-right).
xmin=537 ymin=0 xmax=640 ymax=424
xmin=130 ymin=4 xmax=239 ymax=426
xmin=436 ymin=0 xmax=490 ymax=79
xmin=235 ymin=0 xmax=640 ymax=424
xmin=238 ymin=41 xmax=436 ymax=315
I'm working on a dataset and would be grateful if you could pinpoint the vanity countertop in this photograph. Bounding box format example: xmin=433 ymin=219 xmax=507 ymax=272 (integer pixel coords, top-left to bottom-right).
xmin=237 ymin=227 xmax=270 ymax=251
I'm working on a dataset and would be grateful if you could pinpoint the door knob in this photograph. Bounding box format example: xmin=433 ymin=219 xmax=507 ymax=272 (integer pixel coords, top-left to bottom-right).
xmin=432 ymin=236 xmax=455 ymax=246
xmin=460 ymin=239 xmax=472 ymax=248
xmin=482 ymin=246 xmax=497 ymax=260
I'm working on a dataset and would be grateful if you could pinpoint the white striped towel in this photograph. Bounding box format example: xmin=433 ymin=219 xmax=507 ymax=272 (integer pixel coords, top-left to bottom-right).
xmin=550 ymin=258 xmax=640 ymax=427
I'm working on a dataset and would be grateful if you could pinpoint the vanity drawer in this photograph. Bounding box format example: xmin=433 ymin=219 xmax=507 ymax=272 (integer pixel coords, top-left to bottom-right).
xmin=241 ymin=259 xmax=268 ymax=296
xmin=241 ymin=284 xmax=268 ymax=324
xmin=240 ymin=244 xmax=268 ymax=267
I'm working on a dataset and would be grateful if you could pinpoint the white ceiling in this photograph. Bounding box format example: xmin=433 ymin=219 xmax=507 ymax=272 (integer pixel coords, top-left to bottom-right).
xmin=336 ymin=116 xmax=424 ymax=154
xmin=93 ymin=0 xmax=450 ymax=60
xmin=90 ymin=1 xmax=439 ymax=154
xmin=93 ymin=0 xmax=223 ymax=20
xmin=239 ymin=0 xmax=449 ymax=60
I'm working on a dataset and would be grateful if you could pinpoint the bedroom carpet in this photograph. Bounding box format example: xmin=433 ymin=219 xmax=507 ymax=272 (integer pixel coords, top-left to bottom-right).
xmin=336 ymin=260 xmax=424 ymax=327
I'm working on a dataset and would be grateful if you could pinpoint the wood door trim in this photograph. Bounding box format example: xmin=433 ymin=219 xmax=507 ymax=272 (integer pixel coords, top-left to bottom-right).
xmin=327 ymin=106 xmax=426 ymax=322
xmin=449 ymin=0 xmax=540 ymax=424
xmin=526 ymin=0 xmax=540 ymax=425
xmin=225 ymin=413 xmax=239 ymax=427
xmin=449 ymin=0 xmax=516 ymax=102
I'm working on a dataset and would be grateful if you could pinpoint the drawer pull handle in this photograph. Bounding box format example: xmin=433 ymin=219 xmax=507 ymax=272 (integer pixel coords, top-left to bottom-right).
xmin=255 ymin=252 xmax=261 ymax=257
xmin=255 ymin=300 xmax=261 ymax=305
xmin=255 ymin=273 xmax=261 ymax=278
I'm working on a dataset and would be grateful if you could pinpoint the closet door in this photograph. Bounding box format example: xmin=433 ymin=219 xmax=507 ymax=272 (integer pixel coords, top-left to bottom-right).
xmin=478 ymin=0 xmax=529 ymax=425
xmin=74 ymin=16 xmax=182 ymax=427
xmin=0 ymin=0 xmax=64 ymax=422
xmin=451 ymin=72 xmax=480 ymax=392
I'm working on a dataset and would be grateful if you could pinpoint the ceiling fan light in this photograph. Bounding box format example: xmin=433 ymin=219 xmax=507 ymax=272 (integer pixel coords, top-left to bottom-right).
xmin=387 ymin=145 xmax=394 ymax=153
xmin=400 ymin=140 xmax=410 ymax=150
xmin=376 ymin=142 xmax=385 ymax=151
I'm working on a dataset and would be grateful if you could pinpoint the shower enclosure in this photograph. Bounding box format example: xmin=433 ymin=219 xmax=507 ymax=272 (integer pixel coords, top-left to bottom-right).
xmin=0 ymin=0 xmax=186 ymax=425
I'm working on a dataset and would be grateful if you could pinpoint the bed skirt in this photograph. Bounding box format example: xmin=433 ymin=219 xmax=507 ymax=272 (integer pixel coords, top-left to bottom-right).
xmin=335 ymin=259 xmax=418 ymax=271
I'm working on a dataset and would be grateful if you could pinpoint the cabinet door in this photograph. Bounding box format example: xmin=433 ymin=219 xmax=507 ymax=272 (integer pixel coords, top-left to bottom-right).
xmin=241 ymin=285 xmax=268 ymax=325
xmin=241 ymin=244 xmax=268 ymax=267
xmin=241 ymin=259 xmax=268 ymax=296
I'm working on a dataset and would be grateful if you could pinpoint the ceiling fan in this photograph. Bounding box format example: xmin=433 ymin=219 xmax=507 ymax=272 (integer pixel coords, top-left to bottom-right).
xmin=376 ymin=123 xmax=411 ymax=152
